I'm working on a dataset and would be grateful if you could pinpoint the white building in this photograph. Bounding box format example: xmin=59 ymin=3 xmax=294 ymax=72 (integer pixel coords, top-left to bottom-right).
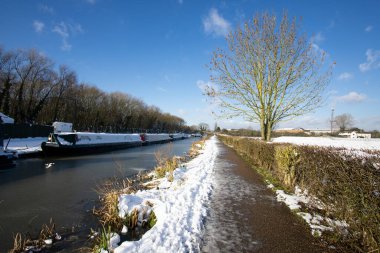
xmin=338 ymin=131 xmax=371 ymax=139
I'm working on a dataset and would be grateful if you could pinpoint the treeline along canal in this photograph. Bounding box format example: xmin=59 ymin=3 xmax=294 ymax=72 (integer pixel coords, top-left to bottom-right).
xmin=0 ymin=138 xmax=197 ymax=251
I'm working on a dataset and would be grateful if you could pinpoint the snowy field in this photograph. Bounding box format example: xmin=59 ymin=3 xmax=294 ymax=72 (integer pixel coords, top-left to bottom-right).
xmin=3 ymin=137 xmax=46 ymax=155
xmin=272 ymin=136 xmax=380 ymax=150
xmin=111 ymin=136 xmax=218 ymax=253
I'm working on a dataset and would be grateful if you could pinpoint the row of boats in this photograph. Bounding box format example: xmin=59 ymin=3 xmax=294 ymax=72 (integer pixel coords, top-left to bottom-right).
xmin=42 ymin=132 xmax=197 ymax=155
xmin=0 ymin=122 xmax=202 ymax=167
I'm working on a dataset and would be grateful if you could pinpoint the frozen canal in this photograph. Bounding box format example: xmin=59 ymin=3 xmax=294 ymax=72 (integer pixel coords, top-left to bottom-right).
xmin=0 ymin=138 xmax=197 ymax=252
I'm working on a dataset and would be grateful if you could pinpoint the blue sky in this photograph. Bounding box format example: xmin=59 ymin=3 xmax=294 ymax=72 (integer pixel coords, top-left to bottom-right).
xmin=1 ymin=0 xmax=379 ymax=130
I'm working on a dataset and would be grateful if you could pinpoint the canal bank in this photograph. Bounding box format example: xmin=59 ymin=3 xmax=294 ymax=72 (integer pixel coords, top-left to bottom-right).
xmin=0 ymin=138 xmax=197 ymax=252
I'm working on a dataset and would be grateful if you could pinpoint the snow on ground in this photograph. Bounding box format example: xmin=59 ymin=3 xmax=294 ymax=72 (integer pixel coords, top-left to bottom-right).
xmin=275 ymin=186 xmax=349 ymax=237
xmin=112 ymin=136 xmax=218 ymax=253
xmin=272 ymin=136 xmax=380 ymax=150
xmin=3 ymin=137 xmax=46 ymax=155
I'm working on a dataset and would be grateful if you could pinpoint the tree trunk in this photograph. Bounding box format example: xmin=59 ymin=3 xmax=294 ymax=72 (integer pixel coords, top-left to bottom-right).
xmin=266 ymin=122 xmax=272 ymax=141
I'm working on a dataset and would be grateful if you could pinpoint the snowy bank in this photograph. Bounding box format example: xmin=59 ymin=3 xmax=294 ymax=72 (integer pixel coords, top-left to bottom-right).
xmin=272 ymin=136 xmax=380 ymax=150
xmin=112 ymin=136 xmax=218 ymax=253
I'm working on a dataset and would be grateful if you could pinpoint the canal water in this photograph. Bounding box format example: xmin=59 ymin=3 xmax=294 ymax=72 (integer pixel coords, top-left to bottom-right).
xmin=0 ymin=138 xmax=197 ymax=252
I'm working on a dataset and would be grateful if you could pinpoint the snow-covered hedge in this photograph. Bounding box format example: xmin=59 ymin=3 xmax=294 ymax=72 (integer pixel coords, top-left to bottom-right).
xmin=218 ymin=135 xmax=380 ymax=252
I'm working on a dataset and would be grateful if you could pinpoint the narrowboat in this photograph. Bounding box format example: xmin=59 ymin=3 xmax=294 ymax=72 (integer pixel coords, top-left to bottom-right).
xmin=140 ymin=133 xmax=172 ymax=145
xmin=41 ymin=132 xmax=143 ymax=156
xmin=41 ymin=122 xmax=142 ymax=156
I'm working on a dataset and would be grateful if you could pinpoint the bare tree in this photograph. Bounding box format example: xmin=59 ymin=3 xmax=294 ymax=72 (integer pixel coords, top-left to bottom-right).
xmin=12 ymin=49 xmax=55 ymax=123
xmin=0 ymin=48 xmax=16 ymax=115
xmin=335 ymin=113 xmax=354 ymax=131
xmin=198 ymin=122 xmax=209 ymax=133
xmin=204 ymin=12 xmax=332 ymax=141
xmin=1 ymin=47 xmax=188 ymax=133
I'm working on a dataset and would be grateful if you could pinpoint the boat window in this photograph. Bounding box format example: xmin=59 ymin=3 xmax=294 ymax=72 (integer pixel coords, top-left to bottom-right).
xmin=57 ymin=134 xmax=77 ymax=144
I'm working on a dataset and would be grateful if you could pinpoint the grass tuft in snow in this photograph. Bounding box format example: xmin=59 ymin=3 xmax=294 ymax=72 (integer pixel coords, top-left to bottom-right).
xmin=94 ymin=179 xmax=129 ymax=230
xmin=93 ymin=226 xmax=112 ymax=253
xmin=10 ymin=218 xmax=57 ymax=252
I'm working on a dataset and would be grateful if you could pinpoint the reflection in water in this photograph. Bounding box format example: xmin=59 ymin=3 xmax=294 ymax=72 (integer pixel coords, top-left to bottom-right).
xmin=0 ymin=138 xmax=196 ymax=251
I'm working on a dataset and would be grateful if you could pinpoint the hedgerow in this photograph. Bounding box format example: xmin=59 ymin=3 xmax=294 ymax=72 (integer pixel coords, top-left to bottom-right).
xmin=218 ymin=135 xmax=380 ymax=252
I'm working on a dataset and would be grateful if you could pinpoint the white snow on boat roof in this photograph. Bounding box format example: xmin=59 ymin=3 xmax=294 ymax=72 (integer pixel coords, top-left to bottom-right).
xmin=0 ymin=112 xmax=14 ymax=124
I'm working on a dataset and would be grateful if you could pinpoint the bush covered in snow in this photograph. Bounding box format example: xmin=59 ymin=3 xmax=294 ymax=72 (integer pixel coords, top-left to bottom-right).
xmin=219 ymin=135 xmax=380 ymax=252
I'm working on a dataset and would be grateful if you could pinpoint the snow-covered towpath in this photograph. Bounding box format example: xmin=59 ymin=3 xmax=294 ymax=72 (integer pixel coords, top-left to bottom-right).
xmin=201 ymin=139 xmax=326 ymax=253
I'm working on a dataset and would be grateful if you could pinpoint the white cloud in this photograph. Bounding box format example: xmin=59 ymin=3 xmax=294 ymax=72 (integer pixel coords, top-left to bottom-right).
xmin=203 ymin=8 xmax=231 ymax=37
xmin=311 ymin=43 xmax=326 ymax=57
xmin=156 ymin=86 xmax=167 ymax=92
xmin=178 ymin=109 xmax=186 ymax=116
xmin=311 ymin=32 xmax=325 ymax=43
xmin=336 ymin=92 xmax=367 ymax=103
xmin=196 ymin=80 xmax=209 ymax=91
xmin=33 ymin=20 xmax=45 ymax=33
xmin=197 ymin=80 xmax=218 ymax=94
xmin=337 ymin=72 xmax=353 ymax=81
xmin=86 ymin=0 xmax=96 ymax=4
xmin=178 ymin=0 xmax=184 ymax=4
xmin=39 ymin=4 xmax=54 ymax=14
xmin=359 ymin=49 xmax=380 ymax=72
xmin=52 ymin=21 xmax=83 ymax=51
xmin=365 ymin=25 xmax=373 ymax=32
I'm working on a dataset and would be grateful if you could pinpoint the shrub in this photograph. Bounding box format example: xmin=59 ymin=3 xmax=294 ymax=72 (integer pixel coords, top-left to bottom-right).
xmin=274 ymin=145 xmax=301 ymax=189
xmin=218 ymin=134 xmax=380 ymax=252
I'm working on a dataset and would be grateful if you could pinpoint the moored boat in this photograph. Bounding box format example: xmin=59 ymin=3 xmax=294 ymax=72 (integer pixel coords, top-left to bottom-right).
xmin=41 ymin=132 xmax=143 ymax=156
xmin=140 ymin=133 xmax=171 ymax=145
xmin=169 ymin=133 xmax=186 ymax=140
xmin=41 ymin=122 xmax=142 ymax=156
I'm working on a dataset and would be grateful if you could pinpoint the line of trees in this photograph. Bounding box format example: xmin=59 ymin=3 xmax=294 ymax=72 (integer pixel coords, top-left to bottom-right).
xmin=0 ymin=47 xmax=189 ymax=133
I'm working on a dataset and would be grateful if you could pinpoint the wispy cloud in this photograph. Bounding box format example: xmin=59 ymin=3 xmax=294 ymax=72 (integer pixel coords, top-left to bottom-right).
xmin=178 ymin=0 xmax=184 ymax=4
xmin=365 ymin=25 xmax=373 ymax=32
xmin=327 ymin=20 xmax=335 ymax=29
xmin=39 ymin=4 xmax=54 ymax=14
xmin=86 ymin=0 xmax=96 ymax=4
xmin=335 ymin=91 xmax=367 ymax=103
xmin=311 ymin=43 xmax=327 ymax=57
xmin=310 ymin=32 xmax=327 ymax=57
xmin=311 ymin=32 xmax=325 ymax=44
xmin=156 ymin=86 xmax=167 ymax=92
xmin=359 ymin=49 xmax=380 ymax=72
xmin=203 ymin=8 xmax=231 ymax=37
xmin=337 ymin=72 xmax=353 ymax=81
xmin=197 ymin=80 xmax=216 ymax=93
xmin=33 ymin=20 xmax=45 ymax=33
xmin=178 ymin=108 xmax=186 ymax=116
xmin=52 ymin=21 xmax=84 ymax=51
